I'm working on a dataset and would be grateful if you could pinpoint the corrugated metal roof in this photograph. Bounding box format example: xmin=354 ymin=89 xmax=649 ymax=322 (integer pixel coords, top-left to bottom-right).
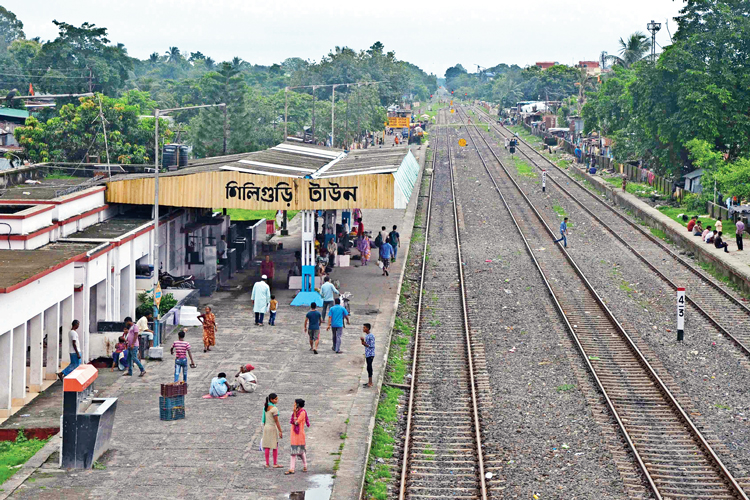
xmin=0 ymin=108 xmax=30 ymax=119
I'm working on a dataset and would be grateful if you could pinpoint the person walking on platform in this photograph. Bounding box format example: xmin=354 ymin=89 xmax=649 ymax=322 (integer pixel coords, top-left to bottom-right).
xmin=198 ymin=305 xmax=217 ymax=351
xmin=261 ymin=255 xmax=275 ymax=291
xmin=736 ymin=220 xmax=745 ymax=251
xmin=326 ymin=298 xmax=350 ymax=353
xmin=320 ymin=276 xmax=339 ymax=319
xmin=379 ymin=239 xmax=394 ymax=276
xmin=389 ymin=225 xmax=400 ymax=261
xmin=57 ymin=320 xmax=81 ymax=380
xmin=251 ymin=276 xmax=271 ymax=326
xmin=553 ymin=217 xmax=569 ymax=248
xmin=304 ymin=303 xmax=322 ymax=354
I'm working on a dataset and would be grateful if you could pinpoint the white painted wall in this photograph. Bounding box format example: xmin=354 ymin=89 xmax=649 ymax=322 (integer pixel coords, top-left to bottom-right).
xmin=0 ymin=264 xmax=74 ymax=334
xmin=55 ymin=190 xmax=105 ymax=222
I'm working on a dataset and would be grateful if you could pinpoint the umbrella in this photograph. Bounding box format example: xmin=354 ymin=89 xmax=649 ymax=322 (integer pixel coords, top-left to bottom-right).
xmin=414 ymin=126 xmax=423 ymax=134
xmin=420 ymin=114 xmax=430 ymax=119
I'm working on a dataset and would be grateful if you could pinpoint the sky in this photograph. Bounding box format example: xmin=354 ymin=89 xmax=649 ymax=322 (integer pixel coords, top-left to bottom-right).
xmin=6 ymin=0 xmax=684 ymax=77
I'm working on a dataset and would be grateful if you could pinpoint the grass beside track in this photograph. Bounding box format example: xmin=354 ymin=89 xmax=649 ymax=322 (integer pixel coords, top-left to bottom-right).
xmin=0 ymin=434 xmax=48 ymax=486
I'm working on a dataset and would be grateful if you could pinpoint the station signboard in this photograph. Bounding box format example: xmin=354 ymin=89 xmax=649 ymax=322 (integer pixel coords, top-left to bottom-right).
xmin=388 ymin=117 xmax=410 ymax=128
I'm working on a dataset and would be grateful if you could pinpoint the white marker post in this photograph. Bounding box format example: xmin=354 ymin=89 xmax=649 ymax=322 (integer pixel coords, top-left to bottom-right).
xmin=677 ymin=287 xmax=685 ymax=341
xmin=542 ymin=170 xmax=547 ymax=193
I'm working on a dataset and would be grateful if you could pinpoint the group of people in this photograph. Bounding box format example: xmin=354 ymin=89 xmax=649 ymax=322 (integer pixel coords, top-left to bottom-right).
xmin=262 ymin=394 xmax=310 ymax=474
xmin=687 ymin=216 xmax=745 ymax=253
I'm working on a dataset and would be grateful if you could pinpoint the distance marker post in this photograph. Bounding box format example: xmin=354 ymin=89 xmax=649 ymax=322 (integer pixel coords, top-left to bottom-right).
xmin=677 ymin=287 xmax=685 ymax=341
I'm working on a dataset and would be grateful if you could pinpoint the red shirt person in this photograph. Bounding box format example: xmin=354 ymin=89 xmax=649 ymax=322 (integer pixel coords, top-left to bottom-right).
xmin=261 ymin=255 xmax=275 ymax=280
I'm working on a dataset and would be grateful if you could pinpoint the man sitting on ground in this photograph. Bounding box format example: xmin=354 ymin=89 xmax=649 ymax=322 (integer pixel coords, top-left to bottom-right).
xmin=702 ymin=225 xmax=712 ymax=242
xmin=714 ymin=231 xmax=729 ymax=253
xmin=693 ymin=220 xmax=703 ymax=236
xmin=705 ymin=227 xmax=715 ymax=244
xmin=688 ymin=215 xmax=698 ymax=232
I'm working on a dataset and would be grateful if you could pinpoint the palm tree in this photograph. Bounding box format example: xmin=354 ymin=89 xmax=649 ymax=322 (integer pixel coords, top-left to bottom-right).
xmin=148 ymin=52 xmax=159 ymax=65
xmin=205 ymin=57 xmax=215 ymax=70
xmin=165 ymin=46 xmax=181 ymax=64
xmin=231 ymin=57 xmax=245 ymax=70
xmin=607 ymin=32 xmax=651 ymax=68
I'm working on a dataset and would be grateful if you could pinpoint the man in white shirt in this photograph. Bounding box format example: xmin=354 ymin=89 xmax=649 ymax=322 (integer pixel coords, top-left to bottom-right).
xmin=136 ymin=313 xmax=154 ymax=348
xmin=57 ymin=320 xmax=81 ymax=380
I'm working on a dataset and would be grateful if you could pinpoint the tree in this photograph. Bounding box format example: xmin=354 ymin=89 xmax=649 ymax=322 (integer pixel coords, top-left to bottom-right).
xmin=33 ymin=21 xmax=132 ymax=95
xmin=14 ymin=93 xmax=172 ymax=164
xmin=148 ymin=52 xmax=159 ymax=64
xmin=607 ymin=32 xmax=651 ymax=68
xmin=0 ymin=7 xmax=24 ymax=53
xmin=165 ymin=46 xmax=181 ymax=63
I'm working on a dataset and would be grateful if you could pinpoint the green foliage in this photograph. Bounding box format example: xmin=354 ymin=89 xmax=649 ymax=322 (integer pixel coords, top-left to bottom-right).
xmin=687 ymin=139 xmax=750 ymax=204
xmin=0 ymin=433 xmax=48 ymax=486
xmin=136 ymin=291 xmax=177 ymax=318
xmin=0 ymin=7 xmax=24 ymax=53
xmin=583 ymin=2 xmax=750 ymax=176
xmin=14 ymin=93 xmax=172 ymax=164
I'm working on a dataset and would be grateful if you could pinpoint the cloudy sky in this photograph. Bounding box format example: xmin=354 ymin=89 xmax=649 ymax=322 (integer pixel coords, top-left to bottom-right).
xmin=7 ymin=0 xmax=684 ymax=77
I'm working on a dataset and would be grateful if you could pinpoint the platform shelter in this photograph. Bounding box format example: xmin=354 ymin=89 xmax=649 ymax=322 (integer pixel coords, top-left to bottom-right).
xmin=105 ymin=142 xmax=420 ymax=304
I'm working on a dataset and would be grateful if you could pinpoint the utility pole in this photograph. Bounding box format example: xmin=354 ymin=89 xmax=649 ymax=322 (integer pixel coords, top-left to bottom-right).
xmin=311 ymin=85 xmax=316 ymax=144
xmin=95 ymin=94 xmax=111 ymax=179
xmin=647 ymin=20 xmax=661 ymax=63
xmin=151 ymin=102 xmax=224 ymax=346
xmin=356 ymin=84 xmax=361 ymax=146
xmin=284 ymin=87 xmax=288 ymax=141
xmin=331 ymin=84 xmax=337 ymax=148
xmin=345 ymin=87 xmax=350 ymax=150
xmin=222 ymin=104 xmax=228 ymax=155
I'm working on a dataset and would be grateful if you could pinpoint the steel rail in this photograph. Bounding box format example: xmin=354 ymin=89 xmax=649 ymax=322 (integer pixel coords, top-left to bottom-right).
xmin=447 ymin=109 xmax=489 ymax=500
xmin=398 ymin=109 xmax=438 ymax=500
xmin=472 ymin=106 xmax=750 ymax=359
xmin=398 ymin=107 xmax=488 ymax=500
xmin=456 ymin=107 xmax=749 ymax=500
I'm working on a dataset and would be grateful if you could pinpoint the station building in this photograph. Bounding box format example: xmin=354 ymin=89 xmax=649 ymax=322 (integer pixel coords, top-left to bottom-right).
xmin=0 ymin=142 xmax=418 ymax=420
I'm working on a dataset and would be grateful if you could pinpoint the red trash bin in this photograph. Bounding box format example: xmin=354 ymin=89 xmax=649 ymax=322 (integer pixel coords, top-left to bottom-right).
xmin=266 ymin=219 xmax=275 ymax=234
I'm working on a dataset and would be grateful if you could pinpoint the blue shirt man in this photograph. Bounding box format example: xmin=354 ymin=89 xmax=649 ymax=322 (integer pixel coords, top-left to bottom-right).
xmin=554 ymin=217 xmax=569 ymax=248
xmin=327 ymin=299 xmax=350 ymax=353
xmin=379 ymin=241 xmax=393 ymax=260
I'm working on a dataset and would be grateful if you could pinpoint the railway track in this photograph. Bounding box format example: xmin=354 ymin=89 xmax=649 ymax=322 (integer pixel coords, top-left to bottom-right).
xmin=470 ymin=105 xmax=750 ymax=360
xmin=398 ymin=108 xmax=487 ymax=500
xmin=454 ymin=106 xmax=748 ymax=500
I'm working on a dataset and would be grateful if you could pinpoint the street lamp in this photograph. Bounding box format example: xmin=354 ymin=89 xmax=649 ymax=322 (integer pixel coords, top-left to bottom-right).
xmin=151 ymin=103 xmax=225 ymax=345
xmin=646 ymin=20 xmax=661 ymax=63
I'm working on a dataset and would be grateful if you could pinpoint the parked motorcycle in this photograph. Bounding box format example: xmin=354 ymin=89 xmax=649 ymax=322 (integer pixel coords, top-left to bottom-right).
xmin=159 ymin=269 xmax=196 ymax=289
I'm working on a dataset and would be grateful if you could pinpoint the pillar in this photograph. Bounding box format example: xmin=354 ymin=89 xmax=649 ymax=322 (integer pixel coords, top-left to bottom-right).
xmin=28 ymin=313 xmax=44 ymax=393
xmin=0 ymin=331 xmax=12 ymax=417
xmin=290 ymin=210 xmax=323 ymax=307
xmin=11 ymin=323 xmax=27 ymax=406
xmin=45 ymin=303 xmax=60 ymax=380
xmin=61 ymin=295 xmax=74 ymax=367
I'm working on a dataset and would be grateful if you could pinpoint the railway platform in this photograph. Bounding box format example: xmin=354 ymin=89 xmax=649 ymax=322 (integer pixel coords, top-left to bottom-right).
xmin=2 ymin=147 xmax=426 ymax=500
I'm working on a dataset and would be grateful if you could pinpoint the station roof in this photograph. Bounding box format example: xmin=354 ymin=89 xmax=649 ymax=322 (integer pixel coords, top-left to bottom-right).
xmin=106 ymin=141 xmax=420 ymax=210
xmin=65 ymin=216 xmax=152 ymax=240
xmin=0 ymin=243 xmax=97 ymax=292
xmin=0 ymin=178 xmax=90 ymax=201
